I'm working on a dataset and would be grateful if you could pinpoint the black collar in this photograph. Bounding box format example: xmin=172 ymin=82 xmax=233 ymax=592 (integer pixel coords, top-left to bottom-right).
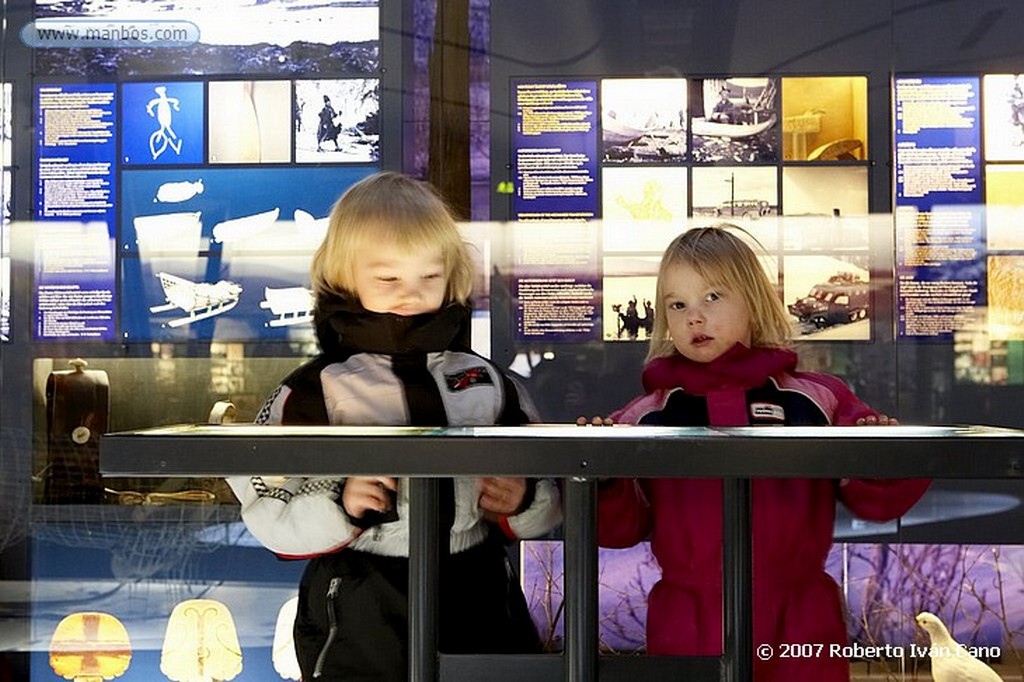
xmin=313 ymin=293 xmax=471 ymax=358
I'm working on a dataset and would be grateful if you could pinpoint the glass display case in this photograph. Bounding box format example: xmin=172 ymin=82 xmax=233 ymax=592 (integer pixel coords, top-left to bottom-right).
xmin=2 ymin=0 xmax=1023 ymax=680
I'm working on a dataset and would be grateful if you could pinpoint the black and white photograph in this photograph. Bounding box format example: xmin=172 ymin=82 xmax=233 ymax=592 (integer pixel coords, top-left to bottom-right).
xmin=600 ymin=78 xmax=687 ymax=164
xmin=692 ymin=166 xmax=777 ymax=221
xmin=33 ymin=0 xmax=380 ymax=77
xmin=691 ymin=77 xmax=780 ymax=163
xmin=295 ymin=79 xmax=380 ymax=164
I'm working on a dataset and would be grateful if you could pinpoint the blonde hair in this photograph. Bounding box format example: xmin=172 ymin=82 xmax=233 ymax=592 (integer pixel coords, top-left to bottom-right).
xmin=647 ymin=224 xmax=793 ymax=360
xmin=310 ymin=171 xmax=475 ymax=305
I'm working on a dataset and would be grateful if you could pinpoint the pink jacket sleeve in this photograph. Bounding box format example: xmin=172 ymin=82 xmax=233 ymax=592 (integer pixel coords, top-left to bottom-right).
xmin=811 ymin=372 xmax=932 ymax=522
xmin=596 ymin=395 xmax=662 ymax=548
xmin=837 ymin=477 xmax=931 ymax=522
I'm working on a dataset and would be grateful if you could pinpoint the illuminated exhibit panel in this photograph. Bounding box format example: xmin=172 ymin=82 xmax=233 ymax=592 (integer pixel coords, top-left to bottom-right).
xmin=117 ymin=166 xmax=374 ymax=342
xmin=16 ymin=4 xmax=386 ymax=678
xmin=894 ymin=76 xmax=984 ymax=341
xmin=505 ymin=70 xmax=1024 ymax=362
xmin=27 ymin=0 xmax=383 ymax=345
xmin=33 ymin=83 xmax=118 ymax=342
xmin=891 ymin=73 xmax=1024 ymax=385
xmin=510 ymin=75 xmax=872 ymax=347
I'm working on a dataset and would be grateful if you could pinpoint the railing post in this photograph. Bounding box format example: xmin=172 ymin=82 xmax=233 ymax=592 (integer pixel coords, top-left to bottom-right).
xmin=409 ymin=477 xmax=440 ymax=682
xmin=564 ymin=477 xmax=598 ymax=682
xmin=721 ymin=477 xmax=753 ymax=682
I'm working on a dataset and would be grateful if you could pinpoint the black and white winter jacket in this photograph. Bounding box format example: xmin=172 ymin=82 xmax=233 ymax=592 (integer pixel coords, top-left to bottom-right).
xmin=227 ymin=295 xmax=562 ymax=559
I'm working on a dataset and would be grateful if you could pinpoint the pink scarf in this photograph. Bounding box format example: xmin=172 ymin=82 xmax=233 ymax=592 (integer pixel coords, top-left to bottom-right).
xmin=641 ymin=344 xmax=798 ymax=426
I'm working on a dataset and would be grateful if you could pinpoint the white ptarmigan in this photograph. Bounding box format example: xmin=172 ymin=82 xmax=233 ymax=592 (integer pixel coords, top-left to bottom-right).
xmin=915 ymin=612 xmax=1003 ymax=682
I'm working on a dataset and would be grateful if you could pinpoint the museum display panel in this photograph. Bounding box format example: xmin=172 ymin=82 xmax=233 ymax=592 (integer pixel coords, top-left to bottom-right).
xmin=2 ymin=0 xmax=1024 ymax=680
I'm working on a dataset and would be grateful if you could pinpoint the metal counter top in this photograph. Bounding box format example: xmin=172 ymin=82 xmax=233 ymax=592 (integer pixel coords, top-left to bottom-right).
xmin=97 ymin=423 xmax=1024 ymax=682
xmin=100 ymin=423 xmax=1024 ymax=479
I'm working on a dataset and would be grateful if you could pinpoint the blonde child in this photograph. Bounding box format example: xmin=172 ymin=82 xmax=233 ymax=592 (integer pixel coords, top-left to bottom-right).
xmin=597 ymin=225 xmax=929 ymax=681
xmin=228 ymin=172 xmax=561 ymax=681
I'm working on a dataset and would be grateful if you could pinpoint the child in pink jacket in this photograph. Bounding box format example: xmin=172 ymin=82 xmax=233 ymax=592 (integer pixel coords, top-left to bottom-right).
xmin=598 ymin=226 xmax=929 ymax=681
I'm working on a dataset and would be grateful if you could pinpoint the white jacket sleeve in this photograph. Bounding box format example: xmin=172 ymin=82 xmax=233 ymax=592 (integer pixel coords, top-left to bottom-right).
xmin=226 ymin=474 xmax=361 ymax=556
xmin=225 ymin=382 xmax=361 ymax=556
xmin=504 ymin=478 xmax=562 ymax=539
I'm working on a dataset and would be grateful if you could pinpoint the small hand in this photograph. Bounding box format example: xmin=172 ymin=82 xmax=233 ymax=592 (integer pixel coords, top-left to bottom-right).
xmin=341 ymin=476 xmax=398 ymax=518
xmin=575 ymin=416 xmax=615 ymax=426
xmin=855 ymin=414 xmax=899 ymax=426
xmin=477 ymin=477 xmax=527 ymax=518
xmin=844 ymin=414 xmax=898 ymax=487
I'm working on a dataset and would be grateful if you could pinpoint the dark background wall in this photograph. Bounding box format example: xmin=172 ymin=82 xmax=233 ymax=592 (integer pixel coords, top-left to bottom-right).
xmin=487 ymin=0 xmax=1024 ymax=429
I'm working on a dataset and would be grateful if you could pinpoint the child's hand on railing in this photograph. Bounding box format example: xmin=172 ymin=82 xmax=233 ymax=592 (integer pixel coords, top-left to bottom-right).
xmin=842 ymin=414 xmax=899 ymax=486
xmin=575 ymin=416 xmax=614 ymax=426
xmin=855 ymin=414 xmax=899 ymax=426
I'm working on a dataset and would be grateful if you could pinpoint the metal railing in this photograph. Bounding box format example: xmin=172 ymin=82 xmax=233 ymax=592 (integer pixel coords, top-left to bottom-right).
xmin=100 ymin=424 xmax=1024 ymax=682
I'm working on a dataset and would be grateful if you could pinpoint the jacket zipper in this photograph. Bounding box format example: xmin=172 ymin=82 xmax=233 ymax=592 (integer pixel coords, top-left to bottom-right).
xmin=312 ymin=577 xmax=342 ymax=678
xmin=504 ymin=556 xmax=516 ymax=619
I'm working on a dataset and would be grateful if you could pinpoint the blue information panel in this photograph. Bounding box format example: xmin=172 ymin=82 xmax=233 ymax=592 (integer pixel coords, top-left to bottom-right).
xmin=34 ymin=83 xmax=117 ymax=341
xmin=894 ymin=76 xmax=985 ymax=339
xmin=512 ymin=222 xmax=601 ymax=343
xmin=512 ymin=80 xmax=599 ymax=221
xmin=119 ymin=165 xmax=375 ymax=342
xmin=510 ymin=81 xmax=601 ymax=342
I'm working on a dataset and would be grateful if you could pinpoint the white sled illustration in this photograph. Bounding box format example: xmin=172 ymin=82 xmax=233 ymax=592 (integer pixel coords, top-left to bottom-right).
xmin=149 ymin=272 xmax=243 ymax=327
xmin=212 ymin=207 xmax=280 ymax=243
xmin=132 ymin=211 xmax=203 ymax=251
xmin=260 ymin=286 xmax=314 ymax=327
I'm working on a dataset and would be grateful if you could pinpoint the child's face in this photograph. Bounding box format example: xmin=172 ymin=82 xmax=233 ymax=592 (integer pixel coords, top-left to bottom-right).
xmin=663 ymin=262 xmax=752 ymax=363
xmin=353 ymin=242 xmax=448 ymax=316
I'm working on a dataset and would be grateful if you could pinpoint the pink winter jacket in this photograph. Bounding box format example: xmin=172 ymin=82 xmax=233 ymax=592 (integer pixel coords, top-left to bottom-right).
xmin=597 ymin=345 xmax=930 ymax=681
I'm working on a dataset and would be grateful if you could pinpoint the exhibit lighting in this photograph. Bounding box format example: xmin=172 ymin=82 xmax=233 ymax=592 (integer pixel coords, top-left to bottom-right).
xmin=160 ymin=599 xmax=243 ymax=682
xmin=49 ymin=611 xmax=132 ymax=681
